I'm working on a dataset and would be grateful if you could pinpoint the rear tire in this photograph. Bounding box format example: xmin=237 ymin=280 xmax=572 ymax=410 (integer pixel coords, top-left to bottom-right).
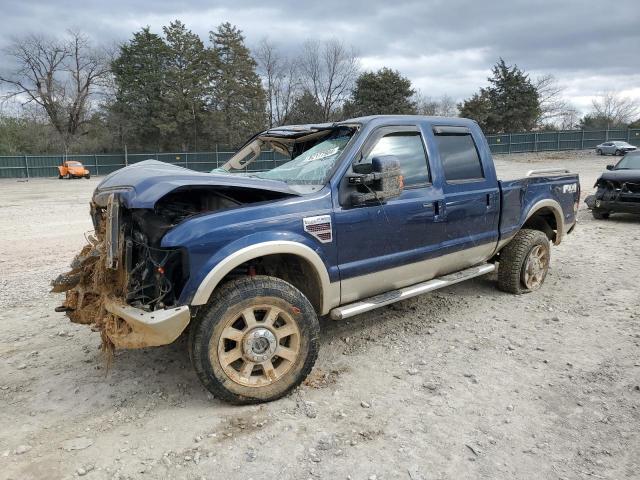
xmin=85 ymin=173 xmax=91 ymax=179
xmin=189 ymin=275 xmax=319 ymax=404
xmin=498 ymin=229 xmax=551 ymax=294
xmin=58 ymin=174 xmax=63 ymax=179
xmin=592 ymin=209 xmax=610 ymax=220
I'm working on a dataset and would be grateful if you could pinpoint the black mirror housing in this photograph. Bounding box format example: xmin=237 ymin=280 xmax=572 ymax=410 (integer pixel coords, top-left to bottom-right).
xmin=606 ymin=164 xmax=614 ymax=170
xmin=349 ymin=155 xmax=403 ymax=206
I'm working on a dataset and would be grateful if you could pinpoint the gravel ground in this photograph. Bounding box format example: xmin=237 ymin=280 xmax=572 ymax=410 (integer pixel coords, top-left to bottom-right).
xmin=1 ymin=150 xmax=639 ymax=480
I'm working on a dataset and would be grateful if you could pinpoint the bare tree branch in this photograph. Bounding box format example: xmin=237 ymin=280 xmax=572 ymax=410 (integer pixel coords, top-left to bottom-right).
xmin=535 ymin=74 xmax=568 ymax=125
xmin=590 ymin=91 xmax=640 ymax=128
xmin=299 ymin=39 xmax=359 ymax=121
xmin=255 ymin=38 xmax=300 ymax=127
xmin=0 ymin=31 xmax=110 ymax=148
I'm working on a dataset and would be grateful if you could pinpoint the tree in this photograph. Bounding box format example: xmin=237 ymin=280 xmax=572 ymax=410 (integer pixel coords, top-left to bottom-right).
xmin=209 ymin=23 xmax=267 ymax=146
xmin=458 ymin=92 xmax=491 ymax=129
xmin=161 ymin=20 xmax=211 ymax=150
xmin=534 ymin=74 xmax=568 ymax=127
xmin=299 ymin=39 xmax=359 ymax=121
xmin=438 ymin=94 xmax=458 ymax=117
xmin=255 ymin=38 xmax=299 ymax=127
xmin=285 ymin=90 xmax=325 ymax=125
xmin=0 ymin=31 xmax=109 ymax=151
xmin=557 ymin=105 xmax=580 ymax=130
xmin=343 ymin=67 xmax=416 ymax=117
xmin=459 ymin=58 xmax=540 ymax=133
xmin=589 ymin=91 xmax=639 ymax=129
xmin=111 ymin=27 xmax=169 ymax=151
xmin=415 ymin=91 xmax=457 ymax=116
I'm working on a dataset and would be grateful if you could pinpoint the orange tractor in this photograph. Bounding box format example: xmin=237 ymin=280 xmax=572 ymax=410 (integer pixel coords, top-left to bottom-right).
xmin=58 ymin=160 xmax=91 ymax=179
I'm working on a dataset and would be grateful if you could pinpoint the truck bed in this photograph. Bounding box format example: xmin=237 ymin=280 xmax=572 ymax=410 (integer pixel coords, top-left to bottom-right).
xmin=498 ymin=171 xmax=579 ymax=245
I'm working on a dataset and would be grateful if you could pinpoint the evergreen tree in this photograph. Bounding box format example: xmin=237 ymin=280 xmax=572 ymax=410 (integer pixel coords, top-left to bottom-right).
xmin=111 ymin=28 xmax=169 ymax=150
xmin=459 ymin=58 xmax=540 ymax=133
xmin=343 ymin=68 xmax=416 ymax=117
xmin=458 ymin=92 xmax=491 ymax=130
xmin=209 ymin=23 xmax=266 ymax=146
xmin=286 ymin=90 xmax=325 ymax=124
xmin=162 ymin=20 xmax=211 ymax=151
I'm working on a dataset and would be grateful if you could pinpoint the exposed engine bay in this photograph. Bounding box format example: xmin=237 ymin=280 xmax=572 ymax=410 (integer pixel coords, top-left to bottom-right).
xmin=51 ymin=185 xmax=293 ymax=350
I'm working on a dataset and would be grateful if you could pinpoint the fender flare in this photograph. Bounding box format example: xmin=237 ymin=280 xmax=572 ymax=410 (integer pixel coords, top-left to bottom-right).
xmin=523 ymin=199 xmax=565 ymax=245
xmin=190 ymin=240 xmax=337 ymax=314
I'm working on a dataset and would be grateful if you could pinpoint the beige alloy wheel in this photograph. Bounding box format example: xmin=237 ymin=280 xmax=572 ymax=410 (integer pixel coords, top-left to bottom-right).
xmin=497 ymin=229 xmax=551 ymax=294
xmin=189 ymin=275 xmax=319 ymax=404
xmin=521 ymin=244 xmax=549 ymax=290
xmin=215 ymin=303 xmax=301 ymax=388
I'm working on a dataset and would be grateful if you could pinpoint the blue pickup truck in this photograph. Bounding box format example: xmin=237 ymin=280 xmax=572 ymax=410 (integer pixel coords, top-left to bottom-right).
xmin=54 ymin=115 xmax=579 ymax=404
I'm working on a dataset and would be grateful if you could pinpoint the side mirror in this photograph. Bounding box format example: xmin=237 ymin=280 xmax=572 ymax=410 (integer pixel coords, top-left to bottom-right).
xmin=348 ymin=155 xmax=403 ymax=206
xmin=606 ymin=164 xmax=614 ymax=170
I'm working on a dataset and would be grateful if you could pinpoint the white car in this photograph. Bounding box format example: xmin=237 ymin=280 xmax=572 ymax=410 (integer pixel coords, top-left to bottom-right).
xmin=596 ymin=141 xmax=637 ymax=156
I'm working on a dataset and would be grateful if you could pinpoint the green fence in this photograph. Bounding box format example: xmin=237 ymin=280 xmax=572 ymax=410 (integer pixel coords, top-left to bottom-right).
xmin=486 ymin=128 xmax=640 ymax=154
xmin=2 ymin=128 xmax=640 ymax=179
xmin=0 ymin=148 xmax=289 ymax=179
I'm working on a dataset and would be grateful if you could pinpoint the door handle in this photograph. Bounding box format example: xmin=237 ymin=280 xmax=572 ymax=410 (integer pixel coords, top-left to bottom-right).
xmin=433 ymin=200 xmax=446 ymax=222
xmin=486 ymin=193 xmax=497 ymax=209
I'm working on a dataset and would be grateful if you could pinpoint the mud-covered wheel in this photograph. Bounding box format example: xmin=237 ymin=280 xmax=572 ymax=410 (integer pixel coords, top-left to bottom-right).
xmin=498 ymin=229 xmax=551 ymax=294
xmin=592 ymin=209 xmax=609 ymax=219
xmin=189 ymin=275 xmax=319 ymax=404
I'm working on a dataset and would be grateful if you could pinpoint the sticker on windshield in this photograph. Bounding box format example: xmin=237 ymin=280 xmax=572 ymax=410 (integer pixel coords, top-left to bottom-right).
xmin=304 ymin=146 xmax=340 ymax=163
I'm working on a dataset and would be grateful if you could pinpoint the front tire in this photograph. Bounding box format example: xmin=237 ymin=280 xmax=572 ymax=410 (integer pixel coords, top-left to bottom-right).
xmin=189 ymin=276 xmax=319 ymax=404
xmin=596 ymin=149 xmax=603 ymax=155
xmin=498 ymin=229 xmax=551 ymax=294
xmin=615 ymin=149 xmax=622 ymax=156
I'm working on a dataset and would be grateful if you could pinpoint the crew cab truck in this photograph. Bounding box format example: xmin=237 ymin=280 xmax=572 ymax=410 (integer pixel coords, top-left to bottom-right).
xmin=53 ymin=115 xmax=580 ymax=404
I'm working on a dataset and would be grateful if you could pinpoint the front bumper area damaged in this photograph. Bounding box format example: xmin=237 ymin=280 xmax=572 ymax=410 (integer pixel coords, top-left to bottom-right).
xmin=104 ymin=300 xmax=190 ymax=348
xmin=585 ymin=179 xmax=640 ymax=214
xmin=52 ymin=193 xmax=191 ymax=350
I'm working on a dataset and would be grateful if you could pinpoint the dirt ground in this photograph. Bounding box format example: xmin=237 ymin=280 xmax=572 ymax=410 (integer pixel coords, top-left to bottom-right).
xmin=1 ymin=150 xmax=639 ymax=480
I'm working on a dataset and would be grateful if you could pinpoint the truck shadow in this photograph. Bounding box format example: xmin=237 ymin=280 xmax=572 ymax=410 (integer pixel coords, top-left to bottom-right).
xmin=95 ymin=275 xmax=499 ymax=405
xmin=318 ymin=275 xmax=498 ymax=347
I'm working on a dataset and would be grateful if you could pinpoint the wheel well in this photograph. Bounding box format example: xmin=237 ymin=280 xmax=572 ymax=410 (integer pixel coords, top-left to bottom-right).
xmin=216 ymin=253 xmax=323 ymax=314
xmin=522 ymin=207 xmax=558 ymax=242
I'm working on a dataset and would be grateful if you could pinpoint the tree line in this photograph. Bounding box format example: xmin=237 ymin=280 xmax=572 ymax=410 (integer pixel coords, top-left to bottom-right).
xmin=0 ymin=23 xmax=639 ymax=155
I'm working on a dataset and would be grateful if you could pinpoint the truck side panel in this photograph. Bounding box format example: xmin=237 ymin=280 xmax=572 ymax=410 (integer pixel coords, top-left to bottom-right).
xmin=499 ymin=175 xmax=579 ymax=245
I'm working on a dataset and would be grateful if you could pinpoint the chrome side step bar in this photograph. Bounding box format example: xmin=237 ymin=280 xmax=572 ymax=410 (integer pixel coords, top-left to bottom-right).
xmin=329 ymin=263 xmax=496 ymax=320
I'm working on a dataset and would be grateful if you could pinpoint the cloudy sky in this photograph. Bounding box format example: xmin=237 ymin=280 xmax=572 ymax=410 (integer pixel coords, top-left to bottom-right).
xmin=2 ymin=0 xmax=639 ymax=114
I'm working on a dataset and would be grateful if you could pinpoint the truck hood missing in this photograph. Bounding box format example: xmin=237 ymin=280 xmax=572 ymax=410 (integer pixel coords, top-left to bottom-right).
xmin=93 ymin=160 xmax=299 ymax=208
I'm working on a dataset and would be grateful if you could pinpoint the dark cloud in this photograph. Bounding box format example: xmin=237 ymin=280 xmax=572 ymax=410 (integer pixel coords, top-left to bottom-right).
xmin=1 ymin=0 xmax=638 ymax=112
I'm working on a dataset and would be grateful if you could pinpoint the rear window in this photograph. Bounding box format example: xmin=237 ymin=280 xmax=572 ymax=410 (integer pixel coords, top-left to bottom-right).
xmin=434 ymin=131 xmax=484 ymax=182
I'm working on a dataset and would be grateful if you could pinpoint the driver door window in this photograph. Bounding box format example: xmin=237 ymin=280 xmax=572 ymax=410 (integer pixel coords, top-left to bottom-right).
xmin=361 ymin=131 xmax=430 ymax=187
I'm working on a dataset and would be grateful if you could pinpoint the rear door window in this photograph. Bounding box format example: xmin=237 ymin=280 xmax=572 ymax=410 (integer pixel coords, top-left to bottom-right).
xmin=434 ymin=128 xmax=484 ymax=182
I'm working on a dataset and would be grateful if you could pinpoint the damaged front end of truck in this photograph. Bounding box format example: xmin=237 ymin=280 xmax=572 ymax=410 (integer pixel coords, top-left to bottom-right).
xmin=52 ymin=123 xmax=352 ymax=351
xmin=51 ymin=160 xmax=301 ymax=351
